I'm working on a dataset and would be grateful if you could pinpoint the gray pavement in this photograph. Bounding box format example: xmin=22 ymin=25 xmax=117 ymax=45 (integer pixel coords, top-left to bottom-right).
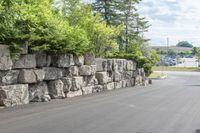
xmin=1 ymin=72 xmax=200 ymax=133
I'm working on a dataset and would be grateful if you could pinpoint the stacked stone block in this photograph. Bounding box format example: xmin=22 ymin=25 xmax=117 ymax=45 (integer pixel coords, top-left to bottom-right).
xmin=0 ymin=45 xmax=148 ymax=107
xmin=94 ymin=58 xmax=138 ymax=91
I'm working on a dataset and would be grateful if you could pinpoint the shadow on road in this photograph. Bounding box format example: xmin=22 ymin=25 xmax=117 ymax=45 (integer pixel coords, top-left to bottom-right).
xmin=195 ymin=129 xmax=200 ymax=133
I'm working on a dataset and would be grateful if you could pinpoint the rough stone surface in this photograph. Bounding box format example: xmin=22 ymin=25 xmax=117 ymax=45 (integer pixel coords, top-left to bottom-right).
xmin=122 ymin=80 xmax=127 ymax=88
xmin=79 ymin=65 xmax=96 ymax=76
xmin=126 ymin=60 xmax=133 ymax=70
xmin=36 ymin=54 xmax=51 ymax=67
xmin=95 ymin=72 xmax=111 ymax=85
xmin=52 ymin=54 xmax=74 ymax=68
xmin=1 ymin=70 xmax=19 ymax=85
xmin=123 ymin=71 xmax=133 ymax=80
xmin=131 ymin=78 xmax=135 ymax=86
xmin=126 ymin=80 xmax=132 ymax=87
xmin=107 ymin=59 xmax=113 ymax=71
xmin=0 ymin=45 xmax=13 ymax=70
xmin=48 ymin=80 xmax=65 ymax=99
xmin=142 ymin=79 xmax=149 ymax=86
xmin=66 ymin=90 xmax=82 ymax=98
xmin=126 ymin=78 xmax=135 ymax=87
xmin=92 ymin=85 xmax=104 ymax=93
xmin=13 ymin=54 xmax=36 ymax=69
xmin=84 ymin=75 xmax=98 ymax=86
xmin=29 ymin=82 xmax=51 ymax=102
xmin=71 ymin=77 xmax=83 ymax=91
xmin=74 ymin=56 xmax=84 ymax=66
xmin=33 ymin=69 xmax=45 ymax=82
xmin=95 ymin=58 xmax=107 ymax=72
xmin=82 ymin=86 xmax=93 ymax=95
xmin=18 ymin=69 xmax=44 ymax=84
xmin=62 ymin=78 xmax=72 ymax=93
xmin=68 ymin=66 xmax=79 ymax=76
xmin=0 ymin=84 xmax=29 ymax=107
xmin=113 ymin=71 xmax=122 ymax=82
xmin=18 ymin=69 xmax=37 ymax=84
xmin=135 ymin=76 xmax=143 ymax=86
xmin=84 ymin=53 xmax=95 ymax=65
xmin=104 ymin=82 xmax=115 ymax=91
xmin=114 ymin=81 xmax=123 ymax=89
xmin=0 ymin=48 xmax=145 ymax=107
xmin=113 ymin=59 xmax=124 ymax=72
xmin=43 ymin=67 xmax=64 ymax=80
xmin=133 ymin=70 xmax=138 ymax=77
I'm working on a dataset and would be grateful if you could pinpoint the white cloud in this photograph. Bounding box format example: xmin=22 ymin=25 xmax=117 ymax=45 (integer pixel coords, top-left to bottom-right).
xmin=138 ymin=0 xmax=200 ymax=46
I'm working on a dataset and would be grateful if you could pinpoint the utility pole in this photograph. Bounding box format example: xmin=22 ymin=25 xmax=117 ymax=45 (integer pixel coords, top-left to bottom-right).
xmin=167 ymin=37 xmax=169 ymax=53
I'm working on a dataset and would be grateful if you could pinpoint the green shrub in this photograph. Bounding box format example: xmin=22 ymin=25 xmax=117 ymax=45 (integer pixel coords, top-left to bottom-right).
xmin=0 ymin=0 xmax=90 ymax=56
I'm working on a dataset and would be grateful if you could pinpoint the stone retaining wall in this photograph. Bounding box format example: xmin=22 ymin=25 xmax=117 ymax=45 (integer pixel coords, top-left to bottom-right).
xmin=0 ymin=45 xmax=148 ymax=107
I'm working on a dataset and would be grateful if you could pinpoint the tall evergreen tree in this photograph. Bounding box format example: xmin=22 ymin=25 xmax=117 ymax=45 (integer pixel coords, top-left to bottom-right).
xmin=117 ymin=0 xmax=150 ymax=46
xmin=92 ymin=0 xmax=150 ymax=51
xmin=92 ymin=0 xmax=119 ymax=26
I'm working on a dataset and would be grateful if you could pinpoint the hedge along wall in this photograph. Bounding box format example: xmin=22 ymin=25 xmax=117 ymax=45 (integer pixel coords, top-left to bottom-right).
xmin=0 ymin=45 xmax=148 ymax=107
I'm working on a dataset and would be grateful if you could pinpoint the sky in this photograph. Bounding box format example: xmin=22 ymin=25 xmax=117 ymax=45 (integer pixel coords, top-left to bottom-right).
xmin=137 ymin=0 xmax=200 ymax=46
xmin=84 ymin=0 xmax=200 ymax=46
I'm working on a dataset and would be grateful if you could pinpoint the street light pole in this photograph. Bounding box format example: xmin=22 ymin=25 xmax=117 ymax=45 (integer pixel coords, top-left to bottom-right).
xmin=167 ymin=37 xmax=169 ymax=53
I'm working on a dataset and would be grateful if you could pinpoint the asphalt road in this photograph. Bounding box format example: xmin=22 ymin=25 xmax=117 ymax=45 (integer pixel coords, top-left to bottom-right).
xmin=1 ymin=72 xmax=200 ymax=133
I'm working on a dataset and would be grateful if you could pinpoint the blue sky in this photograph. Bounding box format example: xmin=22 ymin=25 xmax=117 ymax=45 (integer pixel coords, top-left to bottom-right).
xmin=138 ymin=0 xmax=200 ymax=46
xmin=83 ymin=0 xmax=200 ymax=46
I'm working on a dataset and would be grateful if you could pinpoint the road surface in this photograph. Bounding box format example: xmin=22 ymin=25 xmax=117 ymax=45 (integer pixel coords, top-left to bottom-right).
xmin=1 ymin=72 xmax=200 ymax=133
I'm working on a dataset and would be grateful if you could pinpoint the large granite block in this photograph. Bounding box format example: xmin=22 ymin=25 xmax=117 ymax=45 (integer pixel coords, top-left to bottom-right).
xmin=66 ymin=90 xmax=82 ymax=98
xmin=13 ymin=54 xmax=36 ymax=69
xmin=0 ymin=70 xmax=19 ymax=85
xmin=95 ymin=72 xmax=111 ymax=85
xmin=48 ymin=80 xmax=65 ymax=99
xmin=79 ymin=65 xmax=96 ymax=76
xmin=0 ymin=84 xmax=29 ymax=107
xmin=95 ymin=58 xmax=107 ymax=72
xmin=43 ymin=67 xmax=64 ymax=80
xmin=71 ymin=77 xmax=83 ymax=91
xmin=36 ymin=53 xmax=51 ymax=67
xmin=29 ymin=82 xmax=51 ymax=102
xmin=0 ymin=45 xmax=13 ymax=70
xmin=52 ymin=54 xmax=74 ymax=68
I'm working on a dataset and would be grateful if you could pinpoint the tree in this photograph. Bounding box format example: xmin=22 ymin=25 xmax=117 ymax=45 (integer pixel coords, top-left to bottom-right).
xmin=118 ymin=0 xmax=150 ymax=52
xmin=55 ymin=0 xmax=122 ymax=57
xmin=194 ymin=47 xmax=200 ymax=67
xmin=192 ymin=47 xmax=198 ymax=55
xmin=167 ymin=49 xmax=177 ymax=58
xmin=176 ymin=41 xmax=193 ymax=48
xmin=54 ymin=0 xmax=80 ymax=16
xmin=0 ymin=0 xmax=13 ymax=10
xmin=0 ymin=0 xmax=90 ymax=56
xmin=92 ymin=0 xmax=118 ymax=26
xmin=92 ymin=0 xmax=150 ymax=51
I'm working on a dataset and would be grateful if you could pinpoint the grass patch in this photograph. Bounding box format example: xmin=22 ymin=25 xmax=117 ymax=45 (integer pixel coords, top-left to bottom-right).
xmin=153 ymin=66 xmax=200 ymax=72
xmin=148 ymin=72 xmax=165 ymax=79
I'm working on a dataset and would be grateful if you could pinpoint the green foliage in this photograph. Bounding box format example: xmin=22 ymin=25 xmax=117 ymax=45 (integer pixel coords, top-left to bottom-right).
xmin=63 ymin=2 xmax=122 ymax=57
xmin=92 ymin=0 xmax=155 ymax=75
xmin=92 ymin=0 xmax=150 ymax=52
xmin=0 ymin=0 xmax=154 ymax=76
xmin=0 ymin=0 xmax=90 ymax=55
xmin=194 ymin=47 xmax=200 ymax=66
xmin=192 ymin=47 xmax=198 ymax=55
xmin=167 ymin=49 xmax=177 ymax=58
xmin=177 ymin=41 xmax=193 ymax=48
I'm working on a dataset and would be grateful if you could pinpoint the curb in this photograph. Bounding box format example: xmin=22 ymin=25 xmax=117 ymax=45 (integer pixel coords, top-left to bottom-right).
xmin=150 ymin=73 xmax=168 ymax=80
